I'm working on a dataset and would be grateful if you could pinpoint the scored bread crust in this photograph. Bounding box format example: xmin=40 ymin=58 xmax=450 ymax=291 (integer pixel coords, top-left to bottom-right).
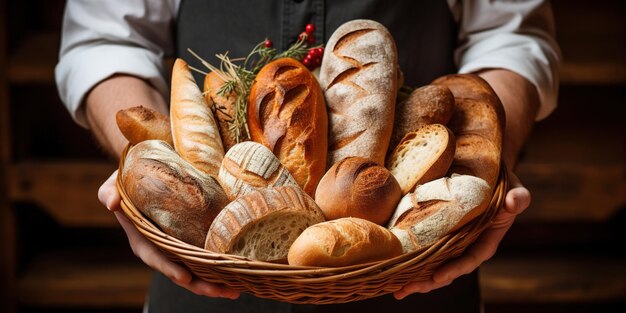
xmin=122 ymin=140 xmax=229 ymax=247
xmin=386 ymin=124 xmax=456 ymax=194
xmin=204 ymin=186 xmax=325 ymax=262
xmin=288 ymin=217 xmax=403 ymax=267
xmin=218 ymin=141 xmax=299 ymax=200
xmin=248 ymin=58 xmax=328 ymax=196
xmin=170 ymin=58 xmax=225 ymax=177
xmin=116 ymin=106 xmax=173 ymax=146
xmin=319 ymin=19 xmax=398 ymax=167
xmin=204 ymin=71 xmax=238 ymax=152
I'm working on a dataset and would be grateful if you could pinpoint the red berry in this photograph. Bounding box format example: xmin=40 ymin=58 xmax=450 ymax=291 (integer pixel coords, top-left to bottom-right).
xmin=307 ymin=35 xmax=315 ymax=45
xmin=308 ymin=48 xmax=318 ymax=57
xmin=305 ymin=24 xmax=315 ymax=35
xmin=316 ymin=47 xmax=324 ymax=55
xmin=305 ymin=53 xmax=314 ymax=61
xmin=264 ymin=39 xmax=273 ymax=48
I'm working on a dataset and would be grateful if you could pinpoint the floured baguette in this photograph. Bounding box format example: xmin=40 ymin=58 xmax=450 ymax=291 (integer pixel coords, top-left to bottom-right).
xmin=218 ymin=141 xmax=299 ymax=200
xmin=386 ymin=124 xmax=455 ymax=194
xmin=116 ymin=106 xmax=173 ymax=146
xmin=205 ymin=186 xmax=325 ymax=262
xmin=170 ymin=58 xmax=225 ymax=177
xmin=388 ymin=174 xmax=490 ymax=253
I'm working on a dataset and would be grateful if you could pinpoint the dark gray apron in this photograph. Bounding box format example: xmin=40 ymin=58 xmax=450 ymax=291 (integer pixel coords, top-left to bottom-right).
xmin=148 ymin=1 xmax=478 ymax=312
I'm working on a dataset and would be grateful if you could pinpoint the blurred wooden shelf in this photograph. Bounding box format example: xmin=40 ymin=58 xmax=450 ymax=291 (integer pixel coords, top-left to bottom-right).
xmin=17 ymin=249 xmax=152 ymax=308
xmin=6 ymin=160 xmax=118 ymax=227
xmin=7 ymin=32 xmax=59 ymax=84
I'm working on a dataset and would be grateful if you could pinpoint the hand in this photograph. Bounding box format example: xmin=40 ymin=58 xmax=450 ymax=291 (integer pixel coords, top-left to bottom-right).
xmin=393 ymin=170 xmax=531 ymax=299
xmin=98 ymin=170 xmax=240 ymax=299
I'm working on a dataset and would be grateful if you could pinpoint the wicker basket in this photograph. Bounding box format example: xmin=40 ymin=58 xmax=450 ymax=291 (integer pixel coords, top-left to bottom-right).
xmin=116 ymin=144 xmax=508 ymax=304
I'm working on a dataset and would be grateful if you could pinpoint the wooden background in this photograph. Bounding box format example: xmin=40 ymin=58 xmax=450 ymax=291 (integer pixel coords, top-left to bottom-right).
xmin=1 ymin=0 xmax=624 ymax=312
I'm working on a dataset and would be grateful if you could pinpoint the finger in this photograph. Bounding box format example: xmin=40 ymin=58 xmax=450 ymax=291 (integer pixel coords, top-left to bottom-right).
xmin=179 ymin=279 xmax=241 ymax=299
xmin=98 ymin=170 xmax=121 ymax=211
xmin=393 ymin=278 xmax=453 ymax=300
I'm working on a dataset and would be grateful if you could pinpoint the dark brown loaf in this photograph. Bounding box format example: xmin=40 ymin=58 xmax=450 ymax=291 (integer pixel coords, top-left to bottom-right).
xmin=204 ymin=70 xmax=238 ymax=151
xmin=248 ymin=58 xmax=328 ymax=196
xmin=115 ymin=106 xmax=173 ymax=146
xmin=121 ymin=140 xmax=229 ymax=247
xmin=319 ymin=19 xmax=398 ymax=167
xmin=388 ymin=85 xmax=454 ymax=154
xmin=288 ymin=217 xmax=403 ymax=267
xmin=205 ymin=186 xmax=325 ymax=262
xmin=315 ymin=157 xmax=401 ymax=225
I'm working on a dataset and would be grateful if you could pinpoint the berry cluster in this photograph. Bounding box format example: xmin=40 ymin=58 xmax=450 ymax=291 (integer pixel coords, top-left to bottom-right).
xmin=299 ymin=24 xmax=324 ymax=70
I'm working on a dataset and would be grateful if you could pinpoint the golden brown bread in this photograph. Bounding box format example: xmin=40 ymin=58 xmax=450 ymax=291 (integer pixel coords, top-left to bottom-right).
xmin=218 ymin=141 xmax=299 ymax=200
xmin=170 ymin=58 xmax=225 ymax=177
xmin=388 ymin=85 xmax=454 ymax=154
xmin=115 ymin=106 xmax=173 ymax=146
xmin=386 ymin=124 xmax=456 ymax=194
xmin=319 ymin=19 xmax=398 ymax=167
xmin=121 ymin=140 xmax=229 ymax=247
xmin=205 ymin=186 xmax=325 ymax=262
xmin=204 ymin=70 xmax=238 ymax=151
xmin=248 ymin=58 xmax=328 ymax=196
xmin=315 ymin=157 xmax=401 ymax=225
xmin=288 ymin=217 xmax=403 ymax=267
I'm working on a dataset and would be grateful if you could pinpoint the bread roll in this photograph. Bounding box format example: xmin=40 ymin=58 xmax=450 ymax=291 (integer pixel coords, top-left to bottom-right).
xmin=170 ymin=58 xmax=225 ymax=177
xmin=121 ymin=140 xmax=229 ymax=247
xmin=388 ymin=174 xmax=490 ymax=253
xmin=386 ymin=124 xmax=455 ymax=194
xmin=204 ymin=70 xmax=238 ymax=151
xmin=205 ymin=186 xmax=325 ymax=262
xmin=288 ymin=217 xmax=403 ymax=267
xmin=319 ymin=19 xmax=398 ymax=167
xmin=218 ymin=141 xmax=299 ymax=200
xmin=116 ymin=106 xmax=173 ymax=146
xmin=315 ymin=157 xmax=401 ymax=225
xmin=388 ymin=85 xmax=454 ymax=154
xmin=248 ymin=58 xmax=328 ymax=196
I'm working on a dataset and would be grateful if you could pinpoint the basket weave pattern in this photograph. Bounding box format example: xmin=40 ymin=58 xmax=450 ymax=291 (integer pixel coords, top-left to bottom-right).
xmin=117 ymin=145 xmax=508 ymax=304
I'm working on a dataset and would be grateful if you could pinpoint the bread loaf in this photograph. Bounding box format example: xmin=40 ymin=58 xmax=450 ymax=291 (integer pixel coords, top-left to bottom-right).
xmin=319 ymin=19 xmax=398 ymax=167
xmin=121 ymin=140 xmax=229 ymax=247
xmin=315 ymin=157 xmax=401 ymax=225
xmin=170 ymin=58 xmax=225 ymax=177
xmin=218 ymin=141 xmax=299 ymax=200
xmin=248 ymin=58 xmax=328 ymax=196
xmin=288 ymin=217 xmax=403 ymax=267
xmin=388 ymin=85 xmax=454 ymax=154
xmin=205 ymin=186 xmax=325 ymax=262
xmin=386 ymin=124 xmax=455 ymax=194
xmin=388 ymin=174 xmax=490 ymax=253
xmin=204 ymin=70 xmax=238 ymax=151
xmin=116 ymin=106 xmax=173 ymax=146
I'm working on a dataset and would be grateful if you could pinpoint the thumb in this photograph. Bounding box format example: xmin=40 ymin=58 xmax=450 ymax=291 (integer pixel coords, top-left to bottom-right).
xmin=98 ymin=170 xmax=121 ymax=211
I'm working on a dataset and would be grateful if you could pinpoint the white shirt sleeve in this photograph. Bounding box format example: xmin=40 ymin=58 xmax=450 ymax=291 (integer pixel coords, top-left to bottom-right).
xmin=55 ymin=0 xmax=180 ymax=128
xmin=451 ymin=0 xmax=562 ymax=120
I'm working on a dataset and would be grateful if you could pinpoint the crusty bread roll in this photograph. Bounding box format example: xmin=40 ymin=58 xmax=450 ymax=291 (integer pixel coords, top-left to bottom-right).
xmin=205 ymin=186 xmax=325 ymax=262
xmin=218 ymin=141 xmax=299 ymax=200
xmin=315 ymin=157 xmax=401 ymax=225
xmin=204 ymin=70 xmax=238 ymax=151
xmin=388 ymin=85 xmax=454 ymax=154
xmin=121 ymin=140 xmax=229 ymax=247
xmin=248 ymin=58 xmax=328 ymax=196
xmin=288 ymin=217 xmax=403 ymax=267
xmin=319 ymin=19 xmax=397 ymax=167
xmin=116 ymin=106 xmax=173 ymax=146
xmin=170 ymin=58 xmax=225 ymax=177
xmin=388 ymin=174 xmax=490 ymax=253
xmin=432 ymin=74 xmax=505 ymax=189
xmin=386 ymin=124 xmax=455 ymax=194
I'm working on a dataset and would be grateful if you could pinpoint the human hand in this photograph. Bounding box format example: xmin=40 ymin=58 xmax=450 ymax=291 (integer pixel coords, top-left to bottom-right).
xmin=98 ymin=170 xmax=240 ymax=299
xmin=393 ymin=170 xmax=530 ymax=299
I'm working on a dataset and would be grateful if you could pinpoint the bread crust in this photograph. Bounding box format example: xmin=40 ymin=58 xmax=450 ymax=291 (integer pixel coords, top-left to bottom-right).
xmin=319 ymin=19 xmax=398 ymax=167
xmin=248 ymin=58 xmax=328 ymax=196
xmin=204 ymin=71 xmax=238 ymax=151
xmin=116 ymin=106 xmax=173 ymax=146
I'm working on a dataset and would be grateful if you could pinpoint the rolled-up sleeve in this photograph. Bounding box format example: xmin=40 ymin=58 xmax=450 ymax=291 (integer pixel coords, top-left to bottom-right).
xmin=55 ymin=0 xmax=178 ymax=128
xmin=454 ymin=0 xmax=561 ymax=120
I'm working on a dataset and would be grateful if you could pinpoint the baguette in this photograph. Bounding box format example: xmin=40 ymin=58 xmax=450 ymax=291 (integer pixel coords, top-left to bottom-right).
xmin=319 ymin=19 xmax=398 ymax=167
xmin=170 ymin=58 xmax=225 ymax=177
xmin=204 ymin=70 xmax=238 ymax=151
xmin=121 ymin=140 xmax=229 ymax=247
xmin=205 ymin=186 xmax=325 ymax=262
xmin=116 ymin=106 xmax=173 ymax=146
xmin=288 ymin=217 xmax=403 ymax=267
xmin=248 ymin=58 xmax=328 ymax=196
